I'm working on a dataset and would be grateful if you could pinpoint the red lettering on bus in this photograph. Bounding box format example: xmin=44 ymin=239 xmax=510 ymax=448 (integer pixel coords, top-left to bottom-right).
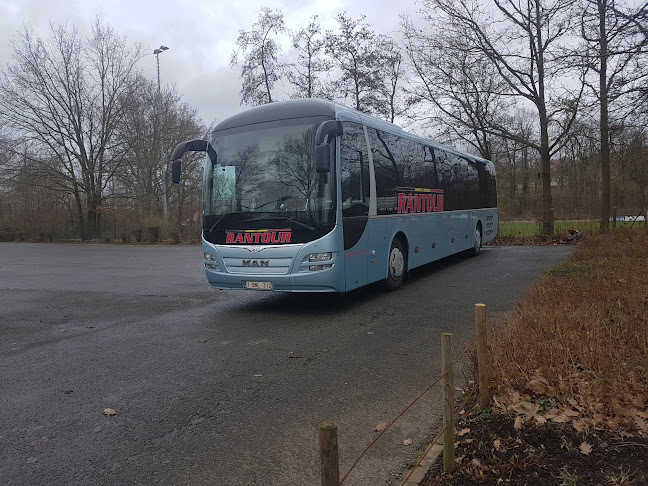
xmin=414 ymin=194 xmax=422 ymax=213
xmin=436 ymin=195 xmax=444 ymax=211
xmin=405 ymin=194 xmax=414 ymax=213
xmin=280 ymin=232 xmax=291 ymax=243
xmin=226 ymin=233 xmax=235 ymax=243
xmin=244 ymin=233 xmax=253 ymax=244
xmin=271 ymin=232 xmax=280 ymax=243
xmin=398 ymin=193 xmax=407 ymax=213
xmin=427 ymin=195 xmax=434 ymax=212
xmin=234 ymin=233 xmax=244 ymax=244
xmin=261 ymin=233 xmax=271 ymax=243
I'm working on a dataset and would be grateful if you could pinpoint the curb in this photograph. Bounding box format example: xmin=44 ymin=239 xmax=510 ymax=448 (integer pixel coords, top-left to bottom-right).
xmin=402 ymin=441 xmax=444 ymax=486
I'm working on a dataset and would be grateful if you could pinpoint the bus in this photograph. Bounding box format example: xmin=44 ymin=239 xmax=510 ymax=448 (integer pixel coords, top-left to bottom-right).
xmin=171 ymin=99 xmax=497 ymax=293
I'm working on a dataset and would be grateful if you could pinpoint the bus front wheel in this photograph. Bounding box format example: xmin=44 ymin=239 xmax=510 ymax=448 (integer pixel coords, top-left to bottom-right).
xmin=385 ymin=238 xmax=406 ymax=291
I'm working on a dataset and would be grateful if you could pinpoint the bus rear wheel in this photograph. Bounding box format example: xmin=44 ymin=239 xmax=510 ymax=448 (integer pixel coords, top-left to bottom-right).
xmin=470 ymin=225 xmax=482 ymax=256
xmin=385 ymin=238 xmax=406 ymax=291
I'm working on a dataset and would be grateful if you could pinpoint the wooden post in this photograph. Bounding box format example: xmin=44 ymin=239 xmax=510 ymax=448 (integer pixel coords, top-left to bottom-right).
xmin=475 ymin=304 xmax=490 ymax=410
xmin=442 ymin=333 xmax=455 ymax=474
xmin=612 ymin=206 xmax=617 ymax=230
xmin=319 ymin=422 xmax=339 ymax=486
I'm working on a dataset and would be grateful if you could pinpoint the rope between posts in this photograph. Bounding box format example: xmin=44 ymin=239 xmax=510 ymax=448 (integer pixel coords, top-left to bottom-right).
xmin=456 ymin=383 xmax=479 ymax=418
xmin=339 ymin=372 xmax=446 ymax=484
xmin=398 ymin=383 xmax=479 ymax=486
xmin=452 ymin=331 xmax=481 ymax=366
xmin=339 ymin=334 xmax=482 ymax=485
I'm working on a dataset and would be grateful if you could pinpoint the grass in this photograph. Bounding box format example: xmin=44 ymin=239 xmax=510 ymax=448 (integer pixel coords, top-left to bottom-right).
xmin=489 ymin=229 xmax=648 ymax=434
xmin=497 ymin=220 xmax=646 ymax=238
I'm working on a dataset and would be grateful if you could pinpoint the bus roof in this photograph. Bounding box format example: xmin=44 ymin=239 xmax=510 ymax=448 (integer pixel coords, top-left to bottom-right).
xmin=212 ymin=99 xmax=491 ymax=164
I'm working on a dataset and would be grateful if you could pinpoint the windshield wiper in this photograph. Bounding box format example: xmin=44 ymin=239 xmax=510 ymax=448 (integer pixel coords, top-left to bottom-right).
xmin=239 ymin=216 xmax=316 ymax=232
xmin=207 ymin=214 xmax=226 ymax=233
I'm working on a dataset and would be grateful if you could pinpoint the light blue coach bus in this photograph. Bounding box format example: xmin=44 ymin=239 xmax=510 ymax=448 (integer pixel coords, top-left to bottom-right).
xmin=171 ymin=99 xmax=497 ymax=292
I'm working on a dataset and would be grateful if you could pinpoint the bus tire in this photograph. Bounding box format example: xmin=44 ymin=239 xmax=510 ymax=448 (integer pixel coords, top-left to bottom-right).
xmin=385 ymin=238 xmax=406 ymax=291
xmin=471 ymin=224 xmax=482 ymax=256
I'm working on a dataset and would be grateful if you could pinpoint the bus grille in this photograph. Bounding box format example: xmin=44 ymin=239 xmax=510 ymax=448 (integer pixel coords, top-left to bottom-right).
xmin=222 ymin=257 xmax=293 ymax=275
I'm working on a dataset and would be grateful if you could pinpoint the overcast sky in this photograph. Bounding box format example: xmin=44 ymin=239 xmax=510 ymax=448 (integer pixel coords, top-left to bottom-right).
xmin=1 ymin=0 xmax=418 ymax=127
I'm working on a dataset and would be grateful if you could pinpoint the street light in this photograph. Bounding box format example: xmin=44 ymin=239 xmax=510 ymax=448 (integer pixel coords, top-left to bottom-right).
xmin=153 ymin=45 xmax=169 ymax=92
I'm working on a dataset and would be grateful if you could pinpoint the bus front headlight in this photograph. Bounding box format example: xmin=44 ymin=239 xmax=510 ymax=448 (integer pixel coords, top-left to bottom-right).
xmin=309 ymin=264 xmax=333 ymax=271
xmin=204 ymin=252 xmax=218 ymax=270
xmin=309 ymin=252 xmax=332 ymax=262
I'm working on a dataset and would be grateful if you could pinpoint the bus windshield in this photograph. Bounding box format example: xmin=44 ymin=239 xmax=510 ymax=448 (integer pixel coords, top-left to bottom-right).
xmin=202 ymin=116 xmax=336 ymax=245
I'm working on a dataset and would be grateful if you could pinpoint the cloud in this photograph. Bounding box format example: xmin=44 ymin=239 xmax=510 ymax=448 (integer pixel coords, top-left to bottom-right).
xmin=1 ymin=0 xmax=418 ymax=126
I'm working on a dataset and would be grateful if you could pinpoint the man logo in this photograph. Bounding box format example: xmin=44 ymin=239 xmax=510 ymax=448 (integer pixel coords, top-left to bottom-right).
xmin=242 ymin=259 xmax=269 ymax=267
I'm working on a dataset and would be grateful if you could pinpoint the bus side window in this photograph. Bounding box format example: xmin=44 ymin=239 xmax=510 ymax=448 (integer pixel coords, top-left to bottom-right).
xmin=341 ymin=122 xmax=369 ymax=217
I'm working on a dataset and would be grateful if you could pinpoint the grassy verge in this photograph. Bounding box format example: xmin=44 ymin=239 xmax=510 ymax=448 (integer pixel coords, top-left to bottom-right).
xmin=497 ymin=220 xmax=645 ymax=238
xmin=490 ymin=229 xmax=648 ymax=431
xmin=422 ymin=230 xmax=648 ymax=485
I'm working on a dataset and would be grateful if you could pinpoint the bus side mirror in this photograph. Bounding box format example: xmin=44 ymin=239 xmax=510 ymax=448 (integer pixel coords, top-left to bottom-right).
xmin=315 ymin=144 xmax=330 ymax=173
xmin=171 ymin=159 xmax=182 ymax=184
xmin=314 ymin=120 xmax=343 ymax=174
xmin=170 ymin=139 xmax=212 ymax=184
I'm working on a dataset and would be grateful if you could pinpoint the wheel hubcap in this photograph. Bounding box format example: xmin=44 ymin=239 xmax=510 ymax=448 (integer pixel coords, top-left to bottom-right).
xmin=389 ymin=248 xmax=404 ymax=279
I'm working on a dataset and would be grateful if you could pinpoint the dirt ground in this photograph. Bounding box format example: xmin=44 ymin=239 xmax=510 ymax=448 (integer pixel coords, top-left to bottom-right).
xmin=420 ymin=409 xmax=648 ymax=486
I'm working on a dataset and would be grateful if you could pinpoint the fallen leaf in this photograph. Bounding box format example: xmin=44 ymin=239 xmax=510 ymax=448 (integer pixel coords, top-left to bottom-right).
xmin=572 ymin=420 xmax=587 ymax=432
xmin=511 ymin=401 xmax=541 ymax=418
xmin=367 ymin=332 xmax=374 ymax=335
xmin=253 ymin=374 xmax=263 ymax=377
xmin=403 ymin=439 xmax=412 ymax=446
xmin=93 ymin=426 xmax=102 ymax=433
xmin=534 ymin=415 xmax=547 ymax=425
xmin=634 ymin=417 xmax=648 ymax=435
xmin=103 ymin=408 xmax=116 ymax=416
xmin=374 ymin=422 xmax=389 ymax=432
xmin=526 ymin=375 xmax=552 ymax=395
xmin=464 ymin=438 xmax=474 ymax=444
xmin=545 ymin=409 xmax=570 ymax=423
xmin=30 ymin=437 xmax=50 ymax=446
xmin=471 ymin=458 xmax=482 ymax=467
xmin=580 ymin=441 xmax=593 ymax=455
xmin=26 ymin=457 xmax=38 ymax=464
xmin=514 ymin=416 xmax=524 ymax=430
xmin=493 ymin=439 xmax=501 ymax=451
xmin=492 ymin=396 xmax=507 ymax=412
xmin=457 ymin=428 xmax=471 ymax=437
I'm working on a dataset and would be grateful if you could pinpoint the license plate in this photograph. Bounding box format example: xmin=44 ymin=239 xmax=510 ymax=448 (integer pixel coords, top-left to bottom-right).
xmin=245 ymin=281 xmax=273 ymax=290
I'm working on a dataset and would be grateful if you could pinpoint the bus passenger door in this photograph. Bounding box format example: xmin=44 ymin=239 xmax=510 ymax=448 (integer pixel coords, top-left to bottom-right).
xmin=367 ymin=219 xmax=388 ymax=284
xmin=341 ymin=122 xmax=370 ymax=291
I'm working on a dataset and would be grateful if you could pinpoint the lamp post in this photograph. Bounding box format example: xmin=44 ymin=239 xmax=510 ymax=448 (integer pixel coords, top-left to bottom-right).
xmin=153 ymin=45 xmax=169 ymax=219
xmin=153 ymin=45 xmax=169 ymax=92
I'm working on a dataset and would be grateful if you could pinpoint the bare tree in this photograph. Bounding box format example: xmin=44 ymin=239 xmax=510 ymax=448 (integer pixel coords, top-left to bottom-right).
xmin=422 ymin=0 xmax=583 ymax=235
xmin=374 ymin=37 xmax=411 ymax=123
xmin=403 ymin=16 xmax=511 ymax=160
xmin=285 ymin=15 xmax=330 ymax=99
xmin=325 ymin=13 xmax=388 ymax=114
xmin=116 ymin=76 xmax=204 ymax=226
xmin=0 ymin=18 xmax=143 ymax=239
xmin=231 ymin=8 xmax=285 ymax=106
xmin=577 ymin=0 xmax=648 ymax=232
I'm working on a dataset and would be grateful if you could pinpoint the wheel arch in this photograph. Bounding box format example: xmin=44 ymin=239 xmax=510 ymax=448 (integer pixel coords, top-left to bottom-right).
xmin=392 ymin=231 xmax=409 ymax=263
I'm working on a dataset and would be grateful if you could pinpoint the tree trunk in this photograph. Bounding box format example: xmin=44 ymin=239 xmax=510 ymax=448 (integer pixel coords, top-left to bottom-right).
xmin=598 ymin=0 xmax=611 ymax=233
